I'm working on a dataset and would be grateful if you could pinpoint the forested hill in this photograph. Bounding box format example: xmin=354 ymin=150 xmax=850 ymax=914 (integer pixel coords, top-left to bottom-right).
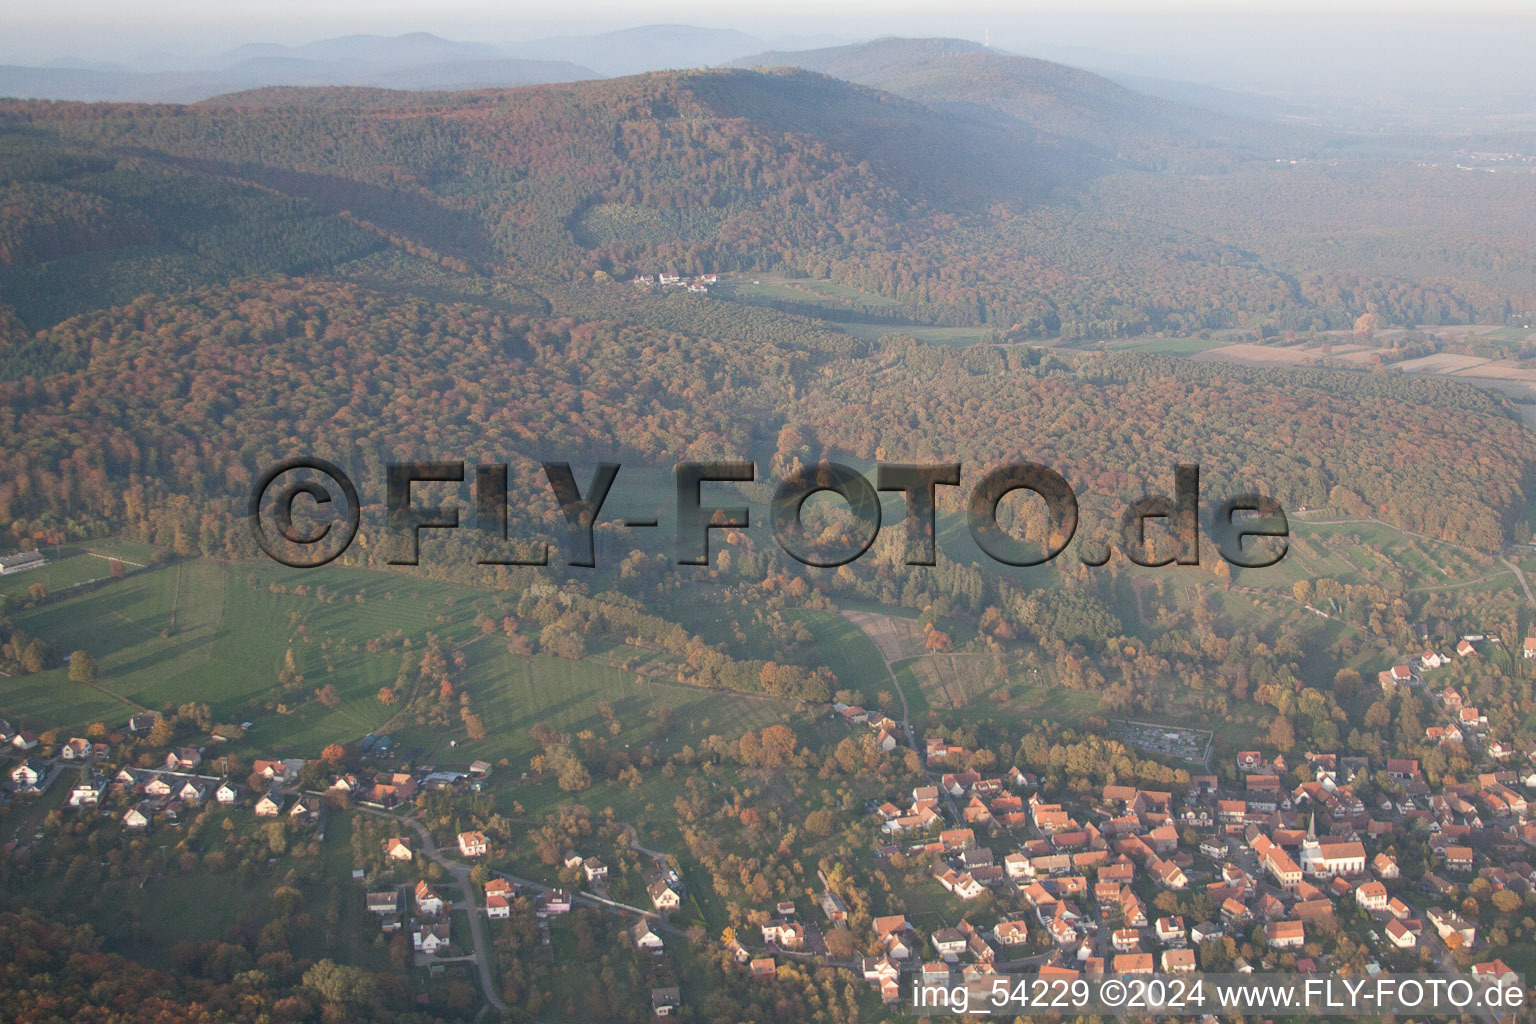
xmin=2 ymin=58 xmax=1533 ymax=337
xmin=0 ymin=68 xmax=1095 ymax=326
xmin=0 ymin=278 xmax=1531 ymax=564
xmin=0 ymin=55 xmax=1533 ymax=578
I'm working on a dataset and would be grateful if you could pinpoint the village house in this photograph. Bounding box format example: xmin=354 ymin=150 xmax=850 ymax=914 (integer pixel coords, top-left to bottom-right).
xmin=993 ymin=919 xmax=1029 ymax=946
xmin=649 ymin=879 xmax=682 ymax=912
xmin=1267 ymin=921 xmax=1306 ymax=949
xmin=1162 ymin=949 xmax=1196 ymax=973
xmin=863 ymin=955 xmax=900 ymax=983
xmin=872 ymin=915 xmax=912 ymax=954
xmin=68 ymin=777 xmax=106 ymax=806
xmin=368 ymin=772 xmax=418 ymax=805
xmin=1191 ymin=922 xmax=1223 ymax=945
xmin=1473 ymin=959 xmax=1518 ymax=985
xmin=1252 ymin=834 xmax=1303 ymax=891
xmin=485 ymin=891 xmax=511 ymax=919
xmin=383 ymin=836 xmax=413 ymax=861
xmin=762 ymin=920 xmax=805 ymax=950
xmin=1120 ymin=889 xmax=1149 ymax=927
xmin=939 ymin=827 xmax=975 ymax=851
xmin=931 ymin=927 xmax=967 ymax=960
xmin=631 ymin=920 xmax=665 ymax=953
xmin=820 ymin=892 xmax=848 ymax=922
xmin=9 ymin=759 xmax=46 ymax=790
xmin=457 ymin=830 xmax=488 ymax=857
xmin=1356 ymin=881 xmax=1389 ymax=911
xmin=1427 ymin=908 xmax=1477 ymax=947
xmin=1442 ymin=846 xmax=1475 ymax=872
xmin=415 ymin=880 xmax=444 ymax=916
xmin=414 ymin=921 xmax=451 ymax=955
xmin=651 ymin=987 xmax=680 ymax=1017
xmin=1372 ymin=852 xmax=1400 ymax=879
xmin=1385 ymin=918 xmax=1418 ymax=948
xmin=1154 ymin=916 xmax=1186 ymax=945
xmin=1113 ymin=953 xmax=1154 ymax=975
xmin=540 ymin=888 xmax=571 ymax=916
xmin=366 ymin=889 xmax=400 ymax=915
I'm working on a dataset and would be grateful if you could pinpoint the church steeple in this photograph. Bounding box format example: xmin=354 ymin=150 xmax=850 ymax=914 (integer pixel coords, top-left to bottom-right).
xmin=1306 ymin=810 xmax=1317 ymax=841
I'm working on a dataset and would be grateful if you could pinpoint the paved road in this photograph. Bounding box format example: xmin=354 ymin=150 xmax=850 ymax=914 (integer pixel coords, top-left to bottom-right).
xmin=621 ymin=822 xmax=671 ymax=863
xmin=1499 ymin=554 xmax=1536 ymax=612
xmin=353 ymin=807 xmax=509 ymax=1016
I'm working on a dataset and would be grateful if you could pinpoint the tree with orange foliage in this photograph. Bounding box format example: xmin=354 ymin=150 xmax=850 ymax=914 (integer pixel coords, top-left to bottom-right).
xmin=758 ymin=724 xmax=797 ymax=768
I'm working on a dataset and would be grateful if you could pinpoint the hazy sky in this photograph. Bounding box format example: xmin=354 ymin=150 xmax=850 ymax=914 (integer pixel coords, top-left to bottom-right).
xmin=4 ymin=0 xmax=1533 ymax=100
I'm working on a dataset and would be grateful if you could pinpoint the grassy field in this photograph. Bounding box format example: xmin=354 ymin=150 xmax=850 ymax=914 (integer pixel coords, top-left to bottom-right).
xmin=3 ymin=558 xmax=499 ymax=742
xmin=1 ymin=553 xmax=859 ymax=761
xmin=902 ymin=652 xmax=999 ymax=710
xmin=722 ymin=273 xmax=899 ymax=309
xmin=1259 ymin=518 xmax=1502 ymax=593
xmin=717 ymin=275 xmax=1001 ymax=347
xmin=0 ymin=537 xmax=161 ymax=600
xmin=392 ymin=642 xmax=805 ymax=766
xmin=1106 ymin=335 xmax=1236 ymax=356
xmin=836 ymin=322 xmax=998 ymax=346
xmin=999 ymin=674 xmax=1102 ymax=725
xmin=792 ymin=609 xmax=891 ymax=697
xmin=0 ymin=553 xmax=109 ymax=599
xmin=889 ymin=659 xmax=934 ymax=721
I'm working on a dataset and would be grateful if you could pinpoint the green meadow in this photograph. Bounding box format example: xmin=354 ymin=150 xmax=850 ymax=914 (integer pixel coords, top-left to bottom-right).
xmin=1 ymin=556 xmax=846 ymax=762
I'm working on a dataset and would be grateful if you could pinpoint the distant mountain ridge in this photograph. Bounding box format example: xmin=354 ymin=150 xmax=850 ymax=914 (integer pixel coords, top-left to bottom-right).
xmin=1 ymin=25 xmax=859 ymax=104
xmin=502 ymin=24 xmax=770 ymax=77
xmin=0 ymin=33 xmax=601 ymax=103
xmin=731 ymin=37 xmax=1321 ymax=167
xmin=212 ymin=31 xmax=503 ymax=67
